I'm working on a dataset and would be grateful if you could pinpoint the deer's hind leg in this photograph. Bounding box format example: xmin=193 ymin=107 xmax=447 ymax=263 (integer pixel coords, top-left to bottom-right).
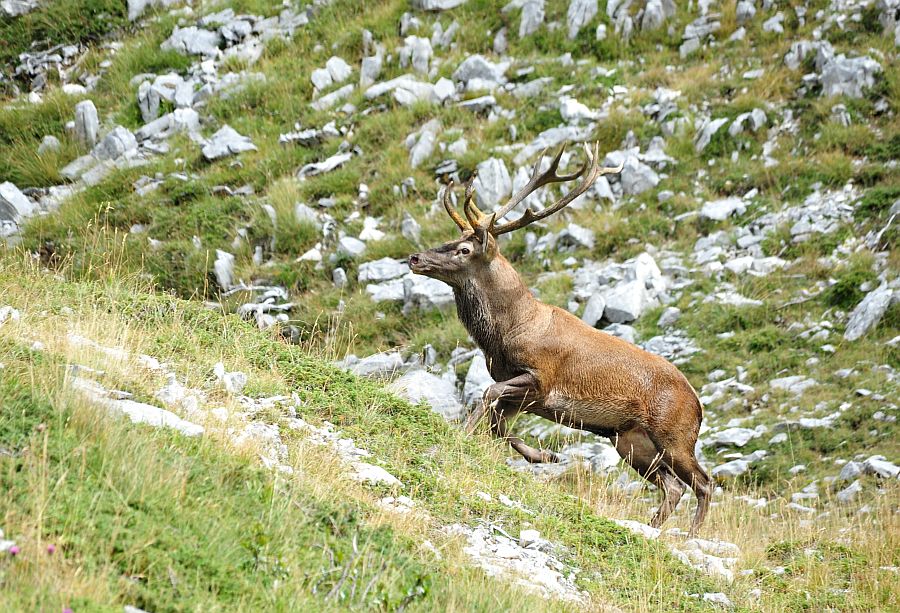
xmin=468 ymin=373 xmax=560 ymax=464
xmin=615 ymin=426 xmax=687 ymax=529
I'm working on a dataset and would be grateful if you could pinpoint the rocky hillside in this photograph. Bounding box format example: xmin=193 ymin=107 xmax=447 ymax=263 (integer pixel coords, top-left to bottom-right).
xmin=1 ymin=0 xmax=898 ymax=610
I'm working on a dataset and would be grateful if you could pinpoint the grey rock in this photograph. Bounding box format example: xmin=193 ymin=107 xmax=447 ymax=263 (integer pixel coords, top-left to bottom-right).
xmin=127 ymin=0 xmax=177 ymax=21
xmin=642 ymin=0 xmax=670 ymax=31
xmin=657 ymin=306 xmax=681 ymax=329
xmin=768 ymin=432 xmax=788 ymax=445
xmin=60 ymin=154 xmax=99 ymax=182
xmin=366 ymin=278 xmax=406 ymax=302
xmin=702 ymin=593 xmax=733 ymax=608
xmin=836 ymin=479 xmax=862 ymax=504
xmin=701 ymin=197 xmax=745 ymax=221
xmin=844 ymin=284 xmax=893 ymax=341
xmin=474 ymin=157 xmax=512 ymax=209
xmin=558 ymin=223 xmax=595 ymax=250
xmin=365 ymin=75 xmax=438 ymax=105
xmin=514 ymin=124 xmax=595 ymax=165
xmin=711 ymin=450 xmax=767 ymax=479
xmin=1 ymin=0 xmax=39 ymax=16
xmin=493 ymin=26 xmax=508 ymax=55
xmin=310 ymin=84 xmax=354 ymax=111
xmin=603 ymin=280 xmax=656 ymax=324
xmin=213 ymin=250 xmax=235 ymax=290
xmin=297 ymin=151 xmax=353 ymax=177
xmin=399 ymin=36 xmax=432 ymax=74
xmin=695 ymin=117 xmax=730 ymax=153
xmin=820 ymin=55 xmax=882 ymax=98
xmin=74 ymin=100 xmax=99 ymax=147
xmin=161 ymin=26 xmax=222 ymax=57
xmin=360 ymin=54 xmax=383 ymax=89
xmin=326 ymin=56 xmax=353 ymax=83
xmin=135 ymin=109 xmax=200 ymax=141
xmin=407 ymin=119 xmax=440 ymax=168
xmin=784 ymin=40 xmax=834 ymax=71
xmin=337 ymin=236 xmax=367 ymax=258
xmin=503 ymin=0 xmax=545 ymax=38
xmin=401 ymin=212 xmax=422 ymax=244
xmin=456 ymin=94 xmax=496 ymax=113
xmin=344 ymin=351 xmax=405 ymax=379
xmin=641 ymin=331 xmax=701 ymax=365
xmin=294 ymin=204 xmax=322 ymax=231
xmin=412 ymin=0 xmax=467 ymax=10
xmin=567 ymin=0 xmax=598 ymax=39
xmin=389 ymin=369 xmax=464 ymax=420
xmin=311 ymin=68 xmax=333 ymax=91
xmin=452 ymin=55 xmax=509 ymax=90
xmin=463 ymin=354 xmax=494 ymax=405
xmin=433 ymin=77 xmax=456 ymax=102
xmin=581 ymin=293 xmax=607 ymax=327
xmin=735 ymin=0 xmax=756 ymax=23
xmin=403 ymin=274 xmax=454 ymax=313
xmin=619 ymin=156 xmax=659 ymax=195
xmin=202 ymin=125 xmax=257 ymax=160
xmin=839 ymin=461 xmax=864 ymax=482
xmin=603 ymin=323 xmax=637 ymax=344
xmin=770 ymin=375 xmax=817 ymax=396
xmin=37 ymin=135 xmax=61 ymax=155
xmin=863 ymin=455 xmax=900 ymax=479
xmin=0 ymin=182 xmax=35 ymax=235
xmin=332 ymin=267 xmax=348 ymax=288
xmin=512 ymin=76 xmax=552 ymax=99
xmin=728 ymin=109 xmax=767 ymax=136
xmin=92 ymin=126 xmax=137 ymax=161
xmin=703 ymin=427 xmax=760 ymax=448
xmin=358 ymin=257 xmax=410 ymax=283
xmin=762 ymin=12 xmax=784 ymax=33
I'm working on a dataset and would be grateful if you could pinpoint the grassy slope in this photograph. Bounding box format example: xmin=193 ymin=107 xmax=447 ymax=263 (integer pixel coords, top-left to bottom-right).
xmin=0 ymin=0 xmax=898 ymax=610
xmin=0 ymin=255 xmax=724 ymax=612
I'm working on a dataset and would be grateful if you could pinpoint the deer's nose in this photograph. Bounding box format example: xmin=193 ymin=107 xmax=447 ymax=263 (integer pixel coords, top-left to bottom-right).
xmin=409 ymin=253 xmax=420 ymax=265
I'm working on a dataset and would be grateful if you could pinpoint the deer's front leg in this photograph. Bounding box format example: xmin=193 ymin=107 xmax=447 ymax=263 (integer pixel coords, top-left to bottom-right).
xmin=465 ymin=373 xmax=560 ymax=464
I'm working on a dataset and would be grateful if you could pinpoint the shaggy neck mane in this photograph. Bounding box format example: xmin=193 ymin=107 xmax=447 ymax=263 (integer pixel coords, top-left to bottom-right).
xmin=452 ymin=257 xmax=534 ymax=364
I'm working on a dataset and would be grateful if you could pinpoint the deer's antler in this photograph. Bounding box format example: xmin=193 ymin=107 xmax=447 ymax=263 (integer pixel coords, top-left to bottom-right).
xmin=442 ymin=179 xmax=472 ymax=232
xmin=488 ymin=142 xmax=623 ymax=236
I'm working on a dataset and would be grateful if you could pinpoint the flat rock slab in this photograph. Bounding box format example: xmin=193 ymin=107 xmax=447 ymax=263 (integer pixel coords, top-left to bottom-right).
xmin=202 ymin=125 xmax=257 ymax=160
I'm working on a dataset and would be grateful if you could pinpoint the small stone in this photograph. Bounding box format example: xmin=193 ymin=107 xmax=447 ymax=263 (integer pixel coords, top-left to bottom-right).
xmin=202 ymin=125 xmax=257 ymax=160
xmin=701 ymin=196 xmax=745 ymax=221
xmin=332 ymin=267 xmax=348 ymax=288
xmin=844 ymin=284 xmax=893 ymax=341
xmin=37 ymin=135 xmax=61 ymax=155
xmin=567 ymin=0 xmax=598 ymax=39
xmin=337 ymin=236 xmax=367 ymax=258
xmin=836 ymin=479 xmax=862 ymax=504
xmin=657 ymin=306 xmax=681 ymax=329
xmin=74 ymin=100 xmax=99 ymax=147
xmin=388 ymin=369 xmax=464 ymax=420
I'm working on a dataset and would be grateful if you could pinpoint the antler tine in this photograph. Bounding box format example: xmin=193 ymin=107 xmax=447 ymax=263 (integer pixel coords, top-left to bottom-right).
xmin=442 ymin=180 xmax=472 ymax=232
xmin=490 ymin=142 xmax=587 ymax=226
xmin=491 ymin=142 xmax=622 ymax=236
xmin=463 ymin=172 xmax=488 ymax=227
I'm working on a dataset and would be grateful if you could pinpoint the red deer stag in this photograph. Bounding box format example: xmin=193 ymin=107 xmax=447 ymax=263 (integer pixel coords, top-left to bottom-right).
xmin=408 ymin=143 xmax=711 ymax=535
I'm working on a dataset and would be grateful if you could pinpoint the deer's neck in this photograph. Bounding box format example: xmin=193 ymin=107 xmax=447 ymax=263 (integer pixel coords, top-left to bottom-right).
xmin=453 ymin=257 xmax=536 ymax=370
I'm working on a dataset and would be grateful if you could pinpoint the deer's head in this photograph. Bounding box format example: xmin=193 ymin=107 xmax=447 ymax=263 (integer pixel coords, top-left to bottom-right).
xmin=408 ymin=142 xmax=622 ymax=287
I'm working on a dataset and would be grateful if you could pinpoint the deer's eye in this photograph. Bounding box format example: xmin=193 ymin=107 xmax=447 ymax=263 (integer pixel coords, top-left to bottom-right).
xmin=459 ymin=247 xmax=471 ymax=255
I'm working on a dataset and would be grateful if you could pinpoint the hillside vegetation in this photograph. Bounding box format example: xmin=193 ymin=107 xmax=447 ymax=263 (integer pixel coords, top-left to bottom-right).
xmin=1 ymin=0 xmax=898 ymax=611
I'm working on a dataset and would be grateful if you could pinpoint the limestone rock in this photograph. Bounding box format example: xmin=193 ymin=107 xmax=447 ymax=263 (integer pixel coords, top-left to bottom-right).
xmin=202 ymin=125 xmax=257 ymax=160
xmin=74 ymin=100 xmax=100 ymax=147
xmin=844 ymin=284 xmax=893 ymax=341
xmin=389 ymin=369 xmax=464 ymax=420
